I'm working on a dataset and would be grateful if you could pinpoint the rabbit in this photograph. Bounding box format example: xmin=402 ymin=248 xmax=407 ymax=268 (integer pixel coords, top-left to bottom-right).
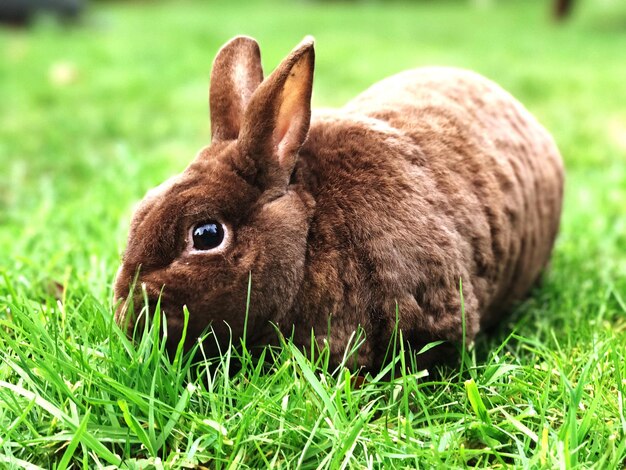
xmin=114 ymin=35 xmax=564 ymax=371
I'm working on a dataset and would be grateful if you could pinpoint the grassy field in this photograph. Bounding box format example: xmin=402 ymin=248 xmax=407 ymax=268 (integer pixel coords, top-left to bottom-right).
xmin=1 ymin=0 xmax=626 ymax=467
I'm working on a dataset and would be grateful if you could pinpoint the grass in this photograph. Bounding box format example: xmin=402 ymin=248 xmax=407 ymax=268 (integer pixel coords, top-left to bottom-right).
xmin=1 ymin=0 xmax=626 ymax=467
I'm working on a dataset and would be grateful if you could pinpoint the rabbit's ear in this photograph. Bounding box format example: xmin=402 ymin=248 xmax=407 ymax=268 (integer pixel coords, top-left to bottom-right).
xmin=239 ymin=36 xmax=314 ymax=189
xmin=210 ymin=36 xmax=264 ymax=142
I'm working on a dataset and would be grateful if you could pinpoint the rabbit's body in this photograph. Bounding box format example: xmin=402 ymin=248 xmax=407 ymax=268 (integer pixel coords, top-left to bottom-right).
xmin=115 ymin=37 xmax=563 ymax=370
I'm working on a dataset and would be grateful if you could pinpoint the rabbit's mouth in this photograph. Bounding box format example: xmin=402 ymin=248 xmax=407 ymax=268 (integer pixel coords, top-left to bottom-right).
xmin=113 ymin=293 xmax=137 ymax=336
xmin=114 ymin=287 xmax=171 ymax=332
xmin=115 ymin=293 xmax=192 ymax=352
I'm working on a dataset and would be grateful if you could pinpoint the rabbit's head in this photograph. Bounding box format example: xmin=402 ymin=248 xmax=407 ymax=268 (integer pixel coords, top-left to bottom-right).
xmin=114 ymin=36 xmax=316 ymax=355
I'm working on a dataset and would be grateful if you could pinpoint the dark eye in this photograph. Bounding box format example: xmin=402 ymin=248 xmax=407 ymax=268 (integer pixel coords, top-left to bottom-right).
xmin=191 ymin=221 xmax=225 ymax=251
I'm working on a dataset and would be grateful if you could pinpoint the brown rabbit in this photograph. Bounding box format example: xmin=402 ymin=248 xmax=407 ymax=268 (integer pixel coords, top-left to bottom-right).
xmin=114 ymin=36 xmax=564 ymax=370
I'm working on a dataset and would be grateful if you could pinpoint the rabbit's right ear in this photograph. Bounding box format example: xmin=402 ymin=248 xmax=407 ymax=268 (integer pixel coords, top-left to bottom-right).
xmin=238 ymin=37 xmax=315 ymax=190
xmin=210 ymin=36 xmax=264 ymax=142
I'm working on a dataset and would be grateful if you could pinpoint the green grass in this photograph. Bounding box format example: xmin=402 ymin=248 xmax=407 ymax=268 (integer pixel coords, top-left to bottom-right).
xmin=1 ymin=0 xmax=626 ymax=467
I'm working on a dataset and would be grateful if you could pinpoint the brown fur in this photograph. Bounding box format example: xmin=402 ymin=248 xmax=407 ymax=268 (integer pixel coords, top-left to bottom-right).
xmin=114 ymin=36 xmax=564 ymax=370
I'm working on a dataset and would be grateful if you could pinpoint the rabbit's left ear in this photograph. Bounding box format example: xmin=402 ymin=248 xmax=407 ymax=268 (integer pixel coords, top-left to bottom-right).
xmin=239 ymin=36 xmax=315 ymax=189
xmin=210 ymin=36 xmax=264 ymax=142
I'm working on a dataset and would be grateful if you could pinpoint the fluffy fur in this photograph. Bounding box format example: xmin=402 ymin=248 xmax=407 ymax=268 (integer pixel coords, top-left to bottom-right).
xmin=114 ymin=36 xmax=564 ymax=370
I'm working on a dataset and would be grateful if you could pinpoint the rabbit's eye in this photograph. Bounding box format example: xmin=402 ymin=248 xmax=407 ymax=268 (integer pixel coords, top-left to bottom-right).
xmin=192 ymin=221 xmax=225 ymax=251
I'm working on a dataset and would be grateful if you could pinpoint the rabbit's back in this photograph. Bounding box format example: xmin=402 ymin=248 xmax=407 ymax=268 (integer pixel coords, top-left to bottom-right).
xmin=294 ymin=67 xmax=563 ymax=366
xmin=346 ymin=67 xmax=564 ymax=325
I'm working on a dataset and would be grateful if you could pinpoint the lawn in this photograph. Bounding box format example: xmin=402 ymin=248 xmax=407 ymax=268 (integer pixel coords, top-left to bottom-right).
xmin=1 ymin=0 xmax=626 ymax=467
